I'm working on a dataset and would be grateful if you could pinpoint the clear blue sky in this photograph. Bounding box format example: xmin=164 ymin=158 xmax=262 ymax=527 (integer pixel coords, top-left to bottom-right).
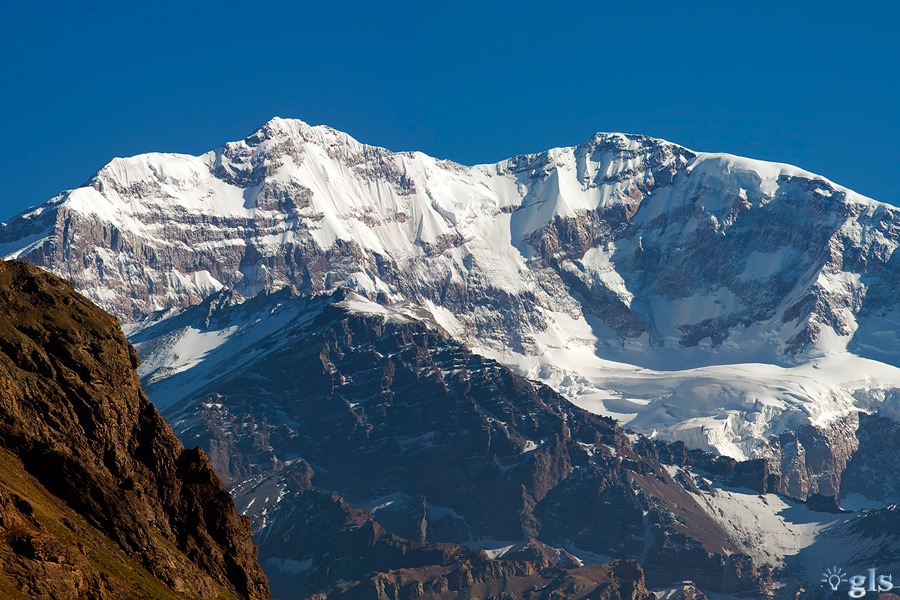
xmin=2 ymin=1 xmax=898 ymax=219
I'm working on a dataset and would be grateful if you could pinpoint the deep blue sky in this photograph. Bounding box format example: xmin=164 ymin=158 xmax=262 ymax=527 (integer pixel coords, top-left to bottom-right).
xmin=2 ymin=1 xmax=898 ymax=219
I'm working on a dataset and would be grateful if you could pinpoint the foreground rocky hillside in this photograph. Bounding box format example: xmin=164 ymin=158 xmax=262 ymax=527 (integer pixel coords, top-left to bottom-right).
xmin=5 ymin=118 xmax=900 ymax=455
xmin=0 ymin=259 xmax=269 ymax=599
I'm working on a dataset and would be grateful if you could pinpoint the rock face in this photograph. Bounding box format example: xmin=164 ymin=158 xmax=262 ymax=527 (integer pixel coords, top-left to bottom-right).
xmin=0 ymin=259 xmax=269 ymax=599
xmin=840 ymin=412 xmax=900 ymax=502
xmin=6 ymin=118 xmax=900 ymax=455
xmin=763 ymin=413 xmax=861 ymax=500
xmin=750 ymin=411 xmax=900 ymax=502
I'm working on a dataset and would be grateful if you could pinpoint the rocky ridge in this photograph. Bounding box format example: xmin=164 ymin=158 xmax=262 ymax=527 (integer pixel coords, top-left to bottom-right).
xmin=0 ymin=259 xmax=269 ymax=599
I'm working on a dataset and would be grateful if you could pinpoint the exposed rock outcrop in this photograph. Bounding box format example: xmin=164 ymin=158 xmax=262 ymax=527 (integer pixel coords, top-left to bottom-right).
xmin=751 ymin=411 xmax=900 ymax=503
xmin=762 ymin=413 xmax=860 ymax=499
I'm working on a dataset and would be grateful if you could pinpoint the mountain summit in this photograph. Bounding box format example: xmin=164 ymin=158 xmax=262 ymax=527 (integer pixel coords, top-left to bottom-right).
xmin=3 ymin=118 xmax=900 ymax=457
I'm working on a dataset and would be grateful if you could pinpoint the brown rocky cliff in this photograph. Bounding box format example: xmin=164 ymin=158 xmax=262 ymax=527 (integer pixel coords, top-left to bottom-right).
xmin=0 ymin=259 xmax=269 ymax=599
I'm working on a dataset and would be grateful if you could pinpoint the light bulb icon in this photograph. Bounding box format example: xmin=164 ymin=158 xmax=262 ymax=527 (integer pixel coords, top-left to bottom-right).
xmin=822 ymin=566 xmax=848 ymax=591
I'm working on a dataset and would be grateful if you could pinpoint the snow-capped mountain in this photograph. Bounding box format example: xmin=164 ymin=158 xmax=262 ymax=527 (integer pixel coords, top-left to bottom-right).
xmin=4 ymin=117 xmax=900 ymax=458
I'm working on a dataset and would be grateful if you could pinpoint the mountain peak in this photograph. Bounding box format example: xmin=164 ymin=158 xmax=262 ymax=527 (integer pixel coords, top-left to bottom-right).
xmin=243 ymin=116 xmax=364 ymax=153
xmin=248 ymin=116 xmax=310 ymax=142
